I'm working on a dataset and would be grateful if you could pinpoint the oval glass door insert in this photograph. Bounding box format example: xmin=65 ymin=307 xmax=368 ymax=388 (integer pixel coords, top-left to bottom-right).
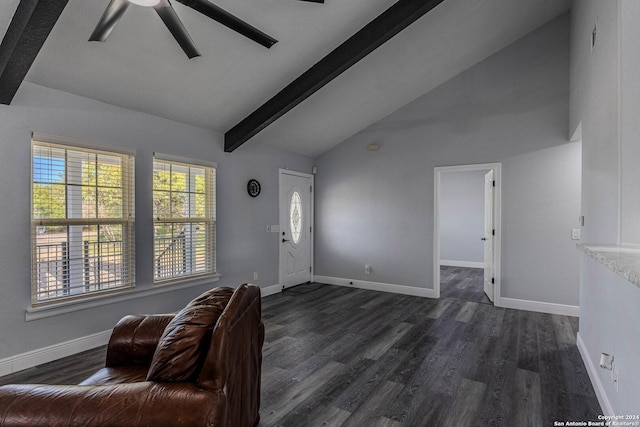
xmin=289 ymin=191 xmax=303 ymax=244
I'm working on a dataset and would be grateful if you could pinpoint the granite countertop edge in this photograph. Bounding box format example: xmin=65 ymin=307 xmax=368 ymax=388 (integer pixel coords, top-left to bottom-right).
xmin=577 ymin=243 xmax=640 ymax=289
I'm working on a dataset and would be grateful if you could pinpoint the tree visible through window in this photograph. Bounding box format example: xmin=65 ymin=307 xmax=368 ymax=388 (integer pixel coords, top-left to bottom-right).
xmin=31 ymin=141 xmax=135 ymax=304
xmin=153 ymin=158 xmax=216 ymax=282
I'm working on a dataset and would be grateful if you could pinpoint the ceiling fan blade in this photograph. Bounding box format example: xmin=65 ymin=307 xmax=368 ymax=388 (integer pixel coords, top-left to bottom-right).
xmin=174 ymin=0 xmax=277 ymax=48
xmin=89 ymin=0 xmax=130 ymax=42
xmin=154 ymin=0 xmax=201 ymax=59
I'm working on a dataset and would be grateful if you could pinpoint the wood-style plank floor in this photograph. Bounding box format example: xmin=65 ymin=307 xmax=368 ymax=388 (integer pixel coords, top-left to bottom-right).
xmin=1 ymin=269 xmax=601 ymax=426
xmin=440 ymin=265 xmax=492 ymax=305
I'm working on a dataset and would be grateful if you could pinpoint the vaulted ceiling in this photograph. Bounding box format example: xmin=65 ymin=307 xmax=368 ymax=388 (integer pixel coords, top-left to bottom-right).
xmin=0 ymin=0 xmax=570 ymax=157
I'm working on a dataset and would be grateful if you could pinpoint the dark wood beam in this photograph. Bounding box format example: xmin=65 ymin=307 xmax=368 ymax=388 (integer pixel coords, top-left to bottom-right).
xmin=0 ymin=0 xmax=68 ymax=105
xmin=224 ymin=0 xmax=446 ymax=152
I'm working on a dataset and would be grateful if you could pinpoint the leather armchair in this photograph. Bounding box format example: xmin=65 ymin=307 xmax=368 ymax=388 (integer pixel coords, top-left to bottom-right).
xmin=0 ymin=284 xmax=264 ymax=427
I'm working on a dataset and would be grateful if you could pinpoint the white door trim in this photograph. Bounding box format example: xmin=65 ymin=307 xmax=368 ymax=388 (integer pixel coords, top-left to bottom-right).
xmin=433 ymin=163 xmax=502 ymax=304
xmin=278 ymin=169 xmax=314 ymax=288
xmin=483 ymin=169 xmax=495 ymax=302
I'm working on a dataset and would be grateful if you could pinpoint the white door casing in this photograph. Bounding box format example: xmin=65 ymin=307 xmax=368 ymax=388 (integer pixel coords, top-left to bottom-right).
xmin=483 ymin=169 xmax=495 ymax=302
xmin=433 ymin=163 xmax=501 ymax=303
xmin=279 ymin=170 xmax=313 ymax=289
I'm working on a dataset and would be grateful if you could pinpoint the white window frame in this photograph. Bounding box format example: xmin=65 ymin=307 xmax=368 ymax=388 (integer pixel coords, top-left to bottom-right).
xmin=153 ymin=154 xmax=216 ymax=283
xmin=31 ymin=135 xmax=135 ymax=306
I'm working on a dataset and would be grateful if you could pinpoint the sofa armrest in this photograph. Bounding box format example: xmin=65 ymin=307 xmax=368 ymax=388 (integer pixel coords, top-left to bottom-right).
xmin=198 ymin=284 xmax=264 ymax=427
xmin=0 ymin=383 xmax=225 ymax=427
xmin=106 ymin=314 xmax=174 ymax=367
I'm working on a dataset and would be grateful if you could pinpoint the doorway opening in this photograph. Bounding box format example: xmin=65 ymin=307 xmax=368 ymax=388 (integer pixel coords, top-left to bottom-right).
xmin=433 ymin=163 xmax=501 ymax=304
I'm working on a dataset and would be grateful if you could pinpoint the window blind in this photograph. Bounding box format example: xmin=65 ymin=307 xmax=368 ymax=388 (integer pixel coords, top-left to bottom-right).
xmin=31 ymin=140 xmax=135 ymax=305
xmin=152 ymin=157 xmax=216 ymax=282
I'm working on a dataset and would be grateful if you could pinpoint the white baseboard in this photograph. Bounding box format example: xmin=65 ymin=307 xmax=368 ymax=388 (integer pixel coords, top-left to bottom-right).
xmin=0 ymin=330 xmax=111 ymax=378
xmin=440 ymin=260 xmax=484 ymax=269
xmin=314 ymin=276 xmax=435 ymax=298
xmin=577 ymin=332 xmax=614 ymax=416
xmin=497 ymin=297 xmax=579 ymax=317
xmin=261 ymin=284 xmax=282 ymax=297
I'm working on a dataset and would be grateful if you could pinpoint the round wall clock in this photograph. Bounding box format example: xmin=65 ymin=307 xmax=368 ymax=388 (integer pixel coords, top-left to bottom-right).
xmin=247 ymin=179 xmax=261 ymax=197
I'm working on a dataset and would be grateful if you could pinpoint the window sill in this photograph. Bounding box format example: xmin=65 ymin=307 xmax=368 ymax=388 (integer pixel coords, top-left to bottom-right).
xmin=25 ymin=274 xmax=221 ymax=321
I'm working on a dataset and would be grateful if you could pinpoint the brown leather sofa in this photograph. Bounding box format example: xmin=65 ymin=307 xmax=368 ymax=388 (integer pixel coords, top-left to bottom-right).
xmin=0 ymin=284 xmax=264 ymax=427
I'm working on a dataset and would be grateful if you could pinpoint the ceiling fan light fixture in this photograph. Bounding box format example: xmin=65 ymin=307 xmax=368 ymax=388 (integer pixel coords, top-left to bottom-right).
xmin=128 ymin=0 xmax=161 ymax=6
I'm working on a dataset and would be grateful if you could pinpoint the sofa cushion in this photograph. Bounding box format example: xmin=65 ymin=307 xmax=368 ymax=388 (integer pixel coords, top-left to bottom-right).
xmin=80 ymin=366 xmax=148 ymax=386
xmin=146 ymin=287 xmax=234 ymax=382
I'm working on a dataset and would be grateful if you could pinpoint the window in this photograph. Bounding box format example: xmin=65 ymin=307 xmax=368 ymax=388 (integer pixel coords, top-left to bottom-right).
xmin=290 ymin=191 xmax=303 ymax=245
xmin=31 ymin=139 xmax=135 ymax=305
xmin=153 ymin=156 xmax=216 ymax=282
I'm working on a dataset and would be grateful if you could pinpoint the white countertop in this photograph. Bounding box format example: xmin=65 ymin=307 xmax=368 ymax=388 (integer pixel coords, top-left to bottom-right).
xmin=578 ymin=244 xmax=640 ymax=289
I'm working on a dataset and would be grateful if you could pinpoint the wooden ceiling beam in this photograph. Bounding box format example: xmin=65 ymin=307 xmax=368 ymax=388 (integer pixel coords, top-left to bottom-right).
xmin=224 ymin=0 xmax=446 ymax=152
xmin=0 ymin=0 xmax=68 ymax=105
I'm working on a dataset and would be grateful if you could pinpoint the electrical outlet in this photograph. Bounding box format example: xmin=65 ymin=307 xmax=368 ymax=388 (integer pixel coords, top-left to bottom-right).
xmin=253 ymin=271 xmax=258 ymax=281
xmin=365 ymin=264 xmax=372 ymax=275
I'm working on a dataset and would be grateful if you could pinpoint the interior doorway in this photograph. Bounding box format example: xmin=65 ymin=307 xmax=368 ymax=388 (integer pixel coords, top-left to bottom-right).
xmin=433 ymin=163 xmax=501 ymax=303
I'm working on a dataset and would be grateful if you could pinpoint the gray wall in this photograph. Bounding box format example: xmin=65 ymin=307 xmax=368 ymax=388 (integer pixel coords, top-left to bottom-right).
xmin=572 ymin=0 xmax=640 ymax=414
xmin=569 ymin=0 xmax=620 ymax=244
xmin=619 ymin=0 xmax=640 ymax=244
xmin=0 ymin=82 xmax=312 ymax=359
xmin=439 ymin=170 xmax=485 ymax=264
xmin=314 ymin=13 xmax=582 ymax=306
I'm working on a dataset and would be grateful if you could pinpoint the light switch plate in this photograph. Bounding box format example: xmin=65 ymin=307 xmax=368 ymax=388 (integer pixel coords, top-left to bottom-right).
xmin=571 ymin=229 xmax=581 ymax=240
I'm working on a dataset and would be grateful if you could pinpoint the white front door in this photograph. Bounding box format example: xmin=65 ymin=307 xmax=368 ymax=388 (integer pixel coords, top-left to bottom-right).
xmin=483 ymin=170 xmax=494 ymax=302
xmin=279 ymin=170 xmax=313 ymax=289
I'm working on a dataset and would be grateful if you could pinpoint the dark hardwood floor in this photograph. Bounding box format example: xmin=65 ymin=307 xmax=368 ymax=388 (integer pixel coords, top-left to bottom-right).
xmin=440 ymin=265 xmax=492 ymax=305
xmin=1 ymin=272 xmax=602 ymax=426
xmin=0 ymin=345 xmax=107 ymax=387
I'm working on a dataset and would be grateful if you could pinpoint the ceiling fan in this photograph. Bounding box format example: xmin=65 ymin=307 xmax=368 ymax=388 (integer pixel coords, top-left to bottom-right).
xmin=89 ymin=0 xmax=302 ymax=59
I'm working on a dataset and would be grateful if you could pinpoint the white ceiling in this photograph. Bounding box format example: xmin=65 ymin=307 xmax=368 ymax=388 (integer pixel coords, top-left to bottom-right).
xmin=1 ymin=0 xmax=571 ymax=157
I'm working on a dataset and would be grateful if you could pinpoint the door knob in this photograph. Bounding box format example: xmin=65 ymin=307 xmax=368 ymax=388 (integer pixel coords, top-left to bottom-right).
xmin=282 ymin=238 xmax=290 ymax=243
xmin=481 ymin=237 xmax=487 ymax=241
